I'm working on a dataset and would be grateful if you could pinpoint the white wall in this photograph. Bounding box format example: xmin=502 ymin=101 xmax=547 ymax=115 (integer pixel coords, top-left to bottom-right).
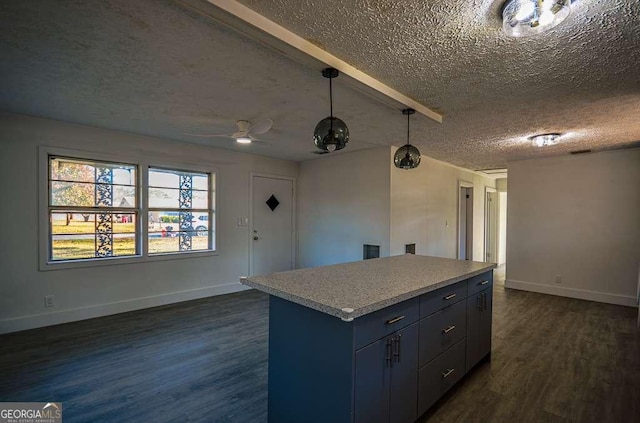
xmin=506 ymin=148 xmax=640 ymax=306
xmin=0 ymin=113 xmax=299 ymax=333
xmin=496 ymin=178 xmax=507 ymax=192
xmin=391 ymin=154 xmax=497 ymax=260
xmin=498 ymin=191 xmax=507 ymax=265
xmin=297 ymin=147 xmax=391 ymax=268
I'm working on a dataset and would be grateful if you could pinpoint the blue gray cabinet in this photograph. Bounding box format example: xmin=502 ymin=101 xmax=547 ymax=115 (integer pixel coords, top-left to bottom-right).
xmin=265 ymin=269 xmax=493 ymax=423
xmin=354 ymin=322 xmax=418 ymax=423
xmin=466 ymin=279 xmax=493 ymax=371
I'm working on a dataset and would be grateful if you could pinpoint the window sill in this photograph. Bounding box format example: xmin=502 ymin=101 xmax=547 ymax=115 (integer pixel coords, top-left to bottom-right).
xmin=39 ymin=249 xmax=219 ymax=271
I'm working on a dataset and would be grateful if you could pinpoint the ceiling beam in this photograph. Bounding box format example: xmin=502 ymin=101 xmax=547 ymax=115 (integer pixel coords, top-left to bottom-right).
xmin=203 ymin=0 xmax=443 ymax=124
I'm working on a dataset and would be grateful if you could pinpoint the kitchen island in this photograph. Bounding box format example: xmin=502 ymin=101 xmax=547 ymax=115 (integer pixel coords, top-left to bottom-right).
xmin=242 ymin=254 xmax=496 ymax=423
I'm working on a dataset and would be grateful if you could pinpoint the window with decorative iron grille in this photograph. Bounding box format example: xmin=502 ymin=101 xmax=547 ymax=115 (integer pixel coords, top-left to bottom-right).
xmin=148 ymin=167 xmax=215 ymax=254
xmin=48 ymin=156 xmax=138 ymax=261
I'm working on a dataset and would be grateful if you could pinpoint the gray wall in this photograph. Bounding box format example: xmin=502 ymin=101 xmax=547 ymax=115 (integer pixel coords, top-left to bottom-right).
xmin=0 ymin=113 xmax=299 ymax=333
xmin=506 ymin=148 xmax=640 ymax=306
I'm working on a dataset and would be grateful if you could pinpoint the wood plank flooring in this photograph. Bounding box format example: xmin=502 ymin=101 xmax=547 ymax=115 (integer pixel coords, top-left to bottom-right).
xmin=1 ymin=272 xmax=638 ymax=422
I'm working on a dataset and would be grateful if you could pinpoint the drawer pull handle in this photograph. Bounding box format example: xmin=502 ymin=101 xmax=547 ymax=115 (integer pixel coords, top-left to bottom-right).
xmin=443 ymin=293 xmax=457 ymax=300
xmin=386 ymin=315 xmax=405 ymax=325
xmin=478 ymin=280 xmax=489 ymax=286
xmin=442 ymin=325 xmax=456 ymax=334
xmin=441 ymin=368 xmax=455 ymax=378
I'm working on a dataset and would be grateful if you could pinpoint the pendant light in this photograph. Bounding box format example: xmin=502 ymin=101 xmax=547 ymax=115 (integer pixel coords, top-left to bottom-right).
xmin=394 ymin=108 xmax=421 ymax=170
xmin=313 ymin=68 xmax=349 ymax=152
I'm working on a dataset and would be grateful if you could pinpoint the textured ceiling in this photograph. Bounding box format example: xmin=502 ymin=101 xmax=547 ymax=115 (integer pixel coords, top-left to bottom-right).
xmin=1 ymin=0 xmax=639 ymax=169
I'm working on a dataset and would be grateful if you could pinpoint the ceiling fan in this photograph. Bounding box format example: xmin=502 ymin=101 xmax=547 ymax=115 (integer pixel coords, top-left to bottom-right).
xmin=185 ymin=119 xmax=273 ymax=144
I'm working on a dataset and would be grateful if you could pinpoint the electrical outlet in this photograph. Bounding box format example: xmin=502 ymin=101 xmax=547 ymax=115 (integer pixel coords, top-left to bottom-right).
xmin=555 ymin=275 xmax=562 ymax=284
xmin=44 ymin=295 xmax=54 ymax=308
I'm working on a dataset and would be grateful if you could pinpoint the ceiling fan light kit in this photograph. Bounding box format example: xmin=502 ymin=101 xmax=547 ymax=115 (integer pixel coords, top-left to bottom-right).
xmin=502 ymin=0 xmax=571 ymax=37
xmin=313 ymin=67 xmax=349 ymax=153
xmin=185 ymin=118 xmax=273 ymax=145
xmin=235 ymin=136 xmax=252 ymax=144
xmin=394 ymin=108 xmax=421 ymax=170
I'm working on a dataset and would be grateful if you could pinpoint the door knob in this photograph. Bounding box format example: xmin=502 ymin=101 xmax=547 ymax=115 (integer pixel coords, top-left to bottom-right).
xmin=253 ymin=236 xmax=259 ymax=240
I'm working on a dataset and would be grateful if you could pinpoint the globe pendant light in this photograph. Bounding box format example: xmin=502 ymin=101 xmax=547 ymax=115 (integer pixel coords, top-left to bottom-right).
xmin=313 ymin=68 xmax=349 ymax=152
xmin=394 ymin=108 xmax=421 ymax=170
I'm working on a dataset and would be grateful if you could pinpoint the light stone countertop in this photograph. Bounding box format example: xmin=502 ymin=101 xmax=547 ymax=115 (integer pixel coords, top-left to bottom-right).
xmin=241 ymin=254 xmax=496 ymax=321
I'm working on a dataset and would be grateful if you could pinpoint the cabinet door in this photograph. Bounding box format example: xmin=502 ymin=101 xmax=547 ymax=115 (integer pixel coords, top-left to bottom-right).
xmin=389 ymin=322 xmax=419 ymax=423
xmin=354 ymin=339 xmax=390 ymax=423
xmin=466 ymin=288 xmax=493 ymax=372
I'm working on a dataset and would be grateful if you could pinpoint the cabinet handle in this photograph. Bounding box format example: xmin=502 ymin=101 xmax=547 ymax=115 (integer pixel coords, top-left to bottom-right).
xmin=386 ymin=339 xmax=393 ymax=367
xmin=483 ymin=292 xmax=488 ymax=311
xmin=442 ymin=325 xmax=456 ymax=334
xmin=477 ymin=295 xmax=483 ymax=310
xmin=386 ymin=315 xmax=405 ymax=325
xmin=443 ymin=293 xmax=457 ymax=300
xmin=478 ymin=280 xmax=489 ymax=286
xmin=394 ymin=334 xmax=402 ymax=363
xmin=441 ymin=368 xmax=455 ymax=378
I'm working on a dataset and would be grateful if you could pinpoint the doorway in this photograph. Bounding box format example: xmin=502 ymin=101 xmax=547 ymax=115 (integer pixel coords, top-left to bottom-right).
xmin=250 ymin=175 xmax=295 ymax=276
xmin=484 ymin=187 xmax=498 ymax=263
xmin=458 ymin=183 xmax=474 ymax=260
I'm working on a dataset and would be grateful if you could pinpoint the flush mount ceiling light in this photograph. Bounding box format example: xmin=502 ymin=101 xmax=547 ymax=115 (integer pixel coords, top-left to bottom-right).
xmin=394 ymin=108 xmax=421 ymax=170
xmin=503 ymin=0 xmax=572 ymax=37
xmin=313 ymin=68 xmax=349 ymax=153
xmin=530 ymin=133 xmax=561 ymax=147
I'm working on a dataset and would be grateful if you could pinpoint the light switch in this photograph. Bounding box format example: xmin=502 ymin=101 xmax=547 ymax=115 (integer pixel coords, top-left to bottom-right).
xmin=237 ymin=217 xmax=249 ymax=227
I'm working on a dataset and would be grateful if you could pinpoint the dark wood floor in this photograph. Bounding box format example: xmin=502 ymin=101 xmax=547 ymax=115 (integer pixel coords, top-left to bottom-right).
xmin=1 ymin=272 xmax=638 ymax=423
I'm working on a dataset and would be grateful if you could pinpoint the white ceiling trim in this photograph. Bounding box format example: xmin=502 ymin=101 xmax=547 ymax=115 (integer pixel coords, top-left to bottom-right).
xmin=204 ymin=0 xmax=443 ymax=123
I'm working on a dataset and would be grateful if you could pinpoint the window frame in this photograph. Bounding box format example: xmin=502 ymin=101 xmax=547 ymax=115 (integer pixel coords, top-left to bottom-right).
xmin=147 ymin=165 xmax=216 ymax=256
xmin=39 ymin=147 xmax=218 ymax=271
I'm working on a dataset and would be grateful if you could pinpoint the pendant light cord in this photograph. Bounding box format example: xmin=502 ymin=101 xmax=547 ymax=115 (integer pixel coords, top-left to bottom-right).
xmin=329 ymin=76 xmax=333 ymax=119
xmin=406 ymin=110 xmax=410 ymax=146
xmin=329 ymin=76 xmax=334 ymax=134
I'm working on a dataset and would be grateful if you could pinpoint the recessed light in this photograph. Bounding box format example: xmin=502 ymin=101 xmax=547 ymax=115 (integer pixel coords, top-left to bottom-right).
xmin=529 ymin=133 xmax=561 ymax=147
xmin=503 ymin=0 xmax=572 ymax=37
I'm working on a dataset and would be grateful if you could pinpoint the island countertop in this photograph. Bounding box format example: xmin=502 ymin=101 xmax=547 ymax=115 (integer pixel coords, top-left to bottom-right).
xmin=241 ymin=254 xmax=496 ymax=321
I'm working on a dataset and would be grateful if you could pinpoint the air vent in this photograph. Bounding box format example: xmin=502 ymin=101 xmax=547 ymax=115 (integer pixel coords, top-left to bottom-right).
xmin=570 ymin=149 xmax=592 ymax=155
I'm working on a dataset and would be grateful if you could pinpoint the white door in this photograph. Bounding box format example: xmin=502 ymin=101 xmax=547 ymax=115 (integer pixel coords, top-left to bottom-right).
xmin=251 ymin=176 xmax=294 ymax=276
xmin=485 ymin=189 xmax=498 ymax=263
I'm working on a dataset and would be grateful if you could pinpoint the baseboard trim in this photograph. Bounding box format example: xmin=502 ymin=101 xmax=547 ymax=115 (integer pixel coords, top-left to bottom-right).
xmin=505 ymin=279 xmax=637 ymax=307
xmin=0 ymin=283 xmax=251 ymax=335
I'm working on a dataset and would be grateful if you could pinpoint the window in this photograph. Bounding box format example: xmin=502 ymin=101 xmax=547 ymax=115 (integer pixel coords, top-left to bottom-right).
xmin=43 ymin=150 xmax=217 ymax=268
xmin=48 ymin=156 xmax=138 ymax=261
xmin=148 ymin=167 xmax=215 ymax=254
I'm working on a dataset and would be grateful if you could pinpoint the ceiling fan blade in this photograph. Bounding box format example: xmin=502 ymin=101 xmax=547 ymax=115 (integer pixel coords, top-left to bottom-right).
xmin=184 ymin=132 xmax=234 ymax=138
xmin=249 ymin=118 xmax=273 ymax=135
xmin=249 ymin=138 xmax=271 ymax=145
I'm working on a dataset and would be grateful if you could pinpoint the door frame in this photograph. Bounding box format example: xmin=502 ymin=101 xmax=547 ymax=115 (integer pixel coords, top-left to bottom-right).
xmin=249 ymin=172 xmax=297 ymax=276
xmin=457 ymin=180 xmax=474 ymax=260
xmin=484 ymin=187 xmax=498 ymax=263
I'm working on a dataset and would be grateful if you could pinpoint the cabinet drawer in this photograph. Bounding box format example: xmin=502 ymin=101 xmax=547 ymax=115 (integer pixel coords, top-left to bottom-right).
xmin=420 ymin=281 xmax=467 ymax=318
xmin=354 ymin=298 xmax=419 ymax=350
xmin=467 ymin=271 xmax=493 ymax=296
xmin=418 ymin=299 xmax=467 ymax=367
xmin=417 ymin=338 xmax=466 ymax=416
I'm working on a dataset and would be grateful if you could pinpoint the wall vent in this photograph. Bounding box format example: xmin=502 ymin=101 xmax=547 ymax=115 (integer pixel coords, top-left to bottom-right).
xmin=363 ymin=244 xmax=380 ymax=260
